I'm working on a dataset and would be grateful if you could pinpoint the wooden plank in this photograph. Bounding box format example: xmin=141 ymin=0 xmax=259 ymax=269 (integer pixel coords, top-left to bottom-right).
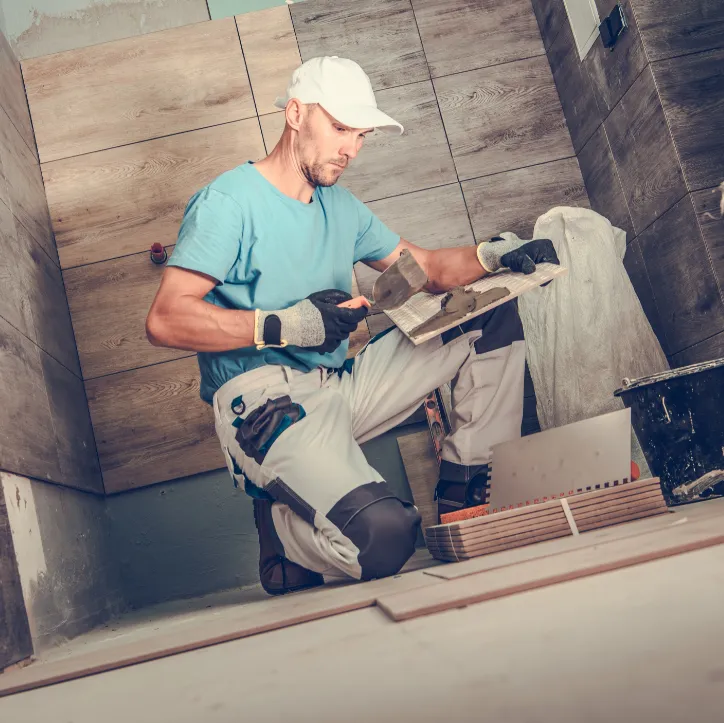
xmin=398 ymin=431 xmax=439 ymax=533
xmin=411 ymin=0 xmax=544 ymax=79
xmin=426 ymin=507 xmax=565 ymax=540
xmin=638 ymin=195 xmax=724 ymax=354
xmin=575 ymin=503 xmax=668 ymax=532
xmin=603 ymin=66 xmax=687 ymax=235
xmin=290 ymin=0 xmax=428 ymax=91
xmin=44 ymin=119 xmax=265 ymax=269
xmin=672 ymin=330 xmax=724 ymax=367
xmin=529 ymin=0 xmax=567 ymax=50
xmin=0 ymin=316 xmax=60 ymax=483
xmin=236 ymin=6 xmax=301 ymax=116
xmin=434 ymin=55 xmax=573 ymax=181
xmin=0 ymin=108 xmax=56 ymax=263
xmin=0 ymin=565 xmax=440 ymax=697
xmin=354 ymin=184 xmax=475 ymax=304
xmin=0 ymin=30 xmax=36 ymax=159
xmin=22 ymin=19 xmax=256 ymax=164
xmin=654 ymin=47 xmax=724 ymax=193
xmin=85 ymin=356 xmax=225 ymax=492
xmin=692 ymin=186 xmax=724 ymax=289
xmin=462 ymin=157 xmax=588 ymax=243
xmin=578 ymin=124 xmax=635 ymax=243
xmin=366 ymin=313 xmax=395 ymax=338
xmin=377 ymin=515 xmax=724 ymax=621
xmin=347 ymin=320 xmax=371 ymax=358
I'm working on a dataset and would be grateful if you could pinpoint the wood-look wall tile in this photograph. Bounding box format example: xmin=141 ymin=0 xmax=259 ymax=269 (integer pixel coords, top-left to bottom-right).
xmin=44 ymin=119 xmax=266 ymax=269
xmin=547 ymin=21 xmax=602 ymax=153
xmin=348 ymin=320 xmax=371 ymax=357
xmin=367 ymin=313 xmax=395 ymax=337
xmin=435 ymin=56 xmax=573 ymax=181
xmin=22 ymin=19 xmax=255 ymax=163
xmin=258 ymin=111 xmax=286 ymax=155
xmin=654 ymin=47 xmax=724 ymax=193
xmin=692 ymin=186 xmax=724 ymax=291
xmin=86 ymin=356 xmax=224 ymax=493
xmin=0 ymin=33 xmax=36 ymax=159
xmin=0 ymin=316 xmax=60 ymax=484
xmin=411 ymin=0 xmax=544 ymax=78
xmin=353 ymin=184 xmax=475 ymax=301
xmin=585 ymin=0 xmax=648 ymax=119
xmin=40 ymin=352 xmax=103 ymax=493
xmin=463 ymin=157 xmax=588 ymax=242
xmin=0 ymin=114 xmax=56 ymax=264
xmin=603 ymin=66 xmax=686 ymax=234
xmin=63 ymin=247 xmax=192 ymax=380
xmin=236 ymin=6 xmax=301 ymax=116
xmin=672 ymin=331 xmax=724 ymax=367
xmin=622 ymin=238 xmax=669 ymax=352
xmin=0 ymin=198 xmax=35 ymax=340
xmin=632 ymin=0 xmax=724 ymax=62
xmin=530 ymin=0 xmax=568 ymax=50
xmin=290 ymin=0 xmax=428 ymax=91
xmin=638 ymin=195 xmax=724 ymax=354
xmin=577 ymin=124 xmax=635 ymax=241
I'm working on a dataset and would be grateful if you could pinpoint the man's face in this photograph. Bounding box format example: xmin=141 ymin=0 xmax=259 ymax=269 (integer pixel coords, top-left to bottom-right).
xmin=296 ymin=104 xmax=373 ymax=187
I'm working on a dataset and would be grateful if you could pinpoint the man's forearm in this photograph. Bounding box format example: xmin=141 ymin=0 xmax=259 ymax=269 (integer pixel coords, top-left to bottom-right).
xmin=147 ymin=295 xmax=256 ymax=352
xmin=423 ymin=245 xmax=487 ymax=294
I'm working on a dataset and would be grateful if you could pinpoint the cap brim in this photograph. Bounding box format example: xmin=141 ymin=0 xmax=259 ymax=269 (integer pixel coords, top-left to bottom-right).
xmin=320 ymin=101 xmax=404 ymax=135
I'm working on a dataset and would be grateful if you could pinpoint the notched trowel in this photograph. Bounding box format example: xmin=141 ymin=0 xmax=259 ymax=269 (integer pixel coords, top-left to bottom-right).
xmin=372 ymin=249 xmax=429 ymax=311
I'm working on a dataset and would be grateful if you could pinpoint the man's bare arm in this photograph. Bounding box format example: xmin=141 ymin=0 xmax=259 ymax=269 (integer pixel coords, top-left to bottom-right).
xmin=366 ymin=239 xmax=487 ymax=294
xmin=146 ymin=267 xmax=256 ymax=352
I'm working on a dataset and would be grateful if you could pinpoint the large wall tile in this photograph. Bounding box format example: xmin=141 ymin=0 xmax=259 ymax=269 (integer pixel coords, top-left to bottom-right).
xmin=290 ymin=0 xmax=428 ymax=91
xmin=435 ymin=56 xmax=573 ymax=181
xmin=236 ymin=6 xmax=301 ymax=116
xmin=0 ymin=114 xmax=56 ymax=264
xmin=632 ymin=0 xmax=724 ymax=62
xmin=654 ymin=47 xmax=724 ymax=193
xmin=22 ymin=19 xmax=255 ymax=163
xmin=262 ymin=82 xmax=457 ymax=202
xmin=585 ymin=0 xmax=648 ymax=118
xmin=672 ymin=331 xmax=724 ymax=367
xmin=44 ymin=119 xmax=266 ymax=269
xmin=0 ymin=34 xmax=36 ymax=159
xmin=622 ymin=238 xmax=669 ymax=352
xmin=64 ymin=246 xmax=192 ymax=380
xmin=40 ymin=353 xmax=103 ymax=493
xmin=638 ymin=195 xmax=724 ymax=354
xmin=548 ymin=20 xmax=602 ymax=153
xmin=604 ymin=66 xmax=686 ymax=234
xmin=353 ymin=184 xmax=475 ymax=300
xmin=86 ymin=357 xmax=224 ymax=493
xmin=530 ymin=0 xmax=568 ymax=50
xmin=577 ymin=124 xmax=635 ymax=241
xmin=0 ymin=316 xmax=60 ymax=484
xmin=463 ymin=157 xmax=589 ymax=241
xmin=412 ymin=0 xmax=544 ymax=78
xmin=692 ymin=186 xmax=724 ymax=290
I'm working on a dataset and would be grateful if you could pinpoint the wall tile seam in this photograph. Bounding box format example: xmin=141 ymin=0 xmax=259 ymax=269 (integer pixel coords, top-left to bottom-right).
xmin=82 ymin=353 xmax=197 ymax=383
xmin=672 ymin=327 xmax=724 ymax=362
xmin=0 ymin=99 xmax=37 ymax=163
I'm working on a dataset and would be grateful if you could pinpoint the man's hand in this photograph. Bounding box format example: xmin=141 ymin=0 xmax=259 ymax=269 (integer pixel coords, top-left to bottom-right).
xmin=476 ymin=233 xmax=560 ymax=275
xmin=255 ymin=290 xmax=369 ymax=353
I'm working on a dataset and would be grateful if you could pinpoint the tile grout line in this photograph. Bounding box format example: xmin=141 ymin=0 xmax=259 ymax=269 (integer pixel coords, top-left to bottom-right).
xmin=673 ymin=328 xmax=724 ymax=360
xmin=84 ymin=353 xmax=197 ymax=384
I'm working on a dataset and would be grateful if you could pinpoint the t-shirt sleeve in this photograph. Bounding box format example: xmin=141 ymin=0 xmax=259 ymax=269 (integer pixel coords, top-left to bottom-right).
xmin=167 ymin=188 xmax=243 ymax=283
xmin=352 ymin=195 xmax=400 ymax=264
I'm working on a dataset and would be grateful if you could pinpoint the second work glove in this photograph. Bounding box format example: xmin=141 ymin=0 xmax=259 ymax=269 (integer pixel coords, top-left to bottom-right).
xmin=254 ymin=290 xmax=369 ymax=354
xmin=476 ymin=233 xmax=559 ymax=274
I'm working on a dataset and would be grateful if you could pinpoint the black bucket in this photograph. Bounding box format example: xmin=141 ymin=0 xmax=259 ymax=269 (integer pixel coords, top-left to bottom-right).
xmin=614 ymin=358 xmax=724 ymax=504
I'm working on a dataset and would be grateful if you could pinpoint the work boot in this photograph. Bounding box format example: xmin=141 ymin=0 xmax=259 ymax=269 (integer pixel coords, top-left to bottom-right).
xmin=435 ymin=461 xmax=491 ymax=520
xmin=253 ymin=499 xmax=324 ymax=596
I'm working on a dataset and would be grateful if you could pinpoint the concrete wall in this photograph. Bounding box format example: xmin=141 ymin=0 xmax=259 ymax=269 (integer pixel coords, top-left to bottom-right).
xmin=1 ymin=473 xmax=126 ymax=651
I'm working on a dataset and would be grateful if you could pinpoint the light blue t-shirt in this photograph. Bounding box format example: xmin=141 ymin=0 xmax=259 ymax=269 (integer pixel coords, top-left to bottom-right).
xmin=168 ymin=162 xmax=400 ymax=404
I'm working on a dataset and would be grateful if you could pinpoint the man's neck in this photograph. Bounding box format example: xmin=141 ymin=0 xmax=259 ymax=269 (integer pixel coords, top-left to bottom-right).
xmin=254 ymin=135 xmax=315 ymax=204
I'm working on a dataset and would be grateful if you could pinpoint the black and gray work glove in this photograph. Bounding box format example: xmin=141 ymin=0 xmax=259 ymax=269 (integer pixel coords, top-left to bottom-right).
xmin=254 ymin=290 xmax=368 ymax=354
xmin=476 ymin=233 xmax=560 ymax=274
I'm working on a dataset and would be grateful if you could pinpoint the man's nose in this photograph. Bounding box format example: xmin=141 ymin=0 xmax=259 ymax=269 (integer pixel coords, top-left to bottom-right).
xmin=340 ymin=137 xmax=360 ymax=160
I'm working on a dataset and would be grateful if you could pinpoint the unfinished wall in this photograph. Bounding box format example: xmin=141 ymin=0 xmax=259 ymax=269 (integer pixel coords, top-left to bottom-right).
xmin=532 ymin=0 xmax=724 ymax=369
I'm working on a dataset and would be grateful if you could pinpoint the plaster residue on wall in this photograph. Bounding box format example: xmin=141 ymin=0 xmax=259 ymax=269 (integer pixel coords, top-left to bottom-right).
xmin=2 ymin=0 xmax=210 ymax=60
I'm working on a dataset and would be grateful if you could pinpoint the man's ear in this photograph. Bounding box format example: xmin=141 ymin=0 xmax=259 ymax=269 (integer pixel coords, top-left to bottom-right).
xmin=285 ymin=99 xmax=305 ymax=131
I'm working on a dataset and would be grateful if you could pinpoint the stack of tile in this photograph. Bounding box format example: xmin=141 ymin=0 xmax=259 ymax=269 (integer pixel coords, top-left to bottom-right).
xmin=425 ymin=478 xmax=667 ymax=562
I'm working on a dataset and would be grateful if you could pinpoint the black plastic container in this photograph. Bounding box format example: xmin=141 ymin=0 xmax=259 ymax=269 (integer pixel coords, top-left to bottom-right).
xmin=614 ymin=358 xmax=724 ymax=504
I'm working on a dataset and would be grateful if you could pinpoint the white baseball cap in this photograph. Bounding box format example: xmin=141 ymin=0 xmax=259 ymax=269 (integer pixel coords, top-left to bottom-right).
xmin=274 ymin=56 xmax=404 ymax=135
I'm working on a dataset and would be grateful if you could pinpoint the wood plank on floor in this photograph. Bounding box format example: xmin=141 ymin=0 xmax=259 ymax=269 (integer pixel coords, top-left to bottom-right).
xmin=377 ymin=513 xmax=724 ymax=621
xmin=22 ymin=18 xmax=256 ymax=164
xmin=398 ymin=431 xmax=439 ymax=533
xmin=44 ymin=119 xmax=266 ymax=269
xmin=0 ymin=29 xmax=36 ymax=159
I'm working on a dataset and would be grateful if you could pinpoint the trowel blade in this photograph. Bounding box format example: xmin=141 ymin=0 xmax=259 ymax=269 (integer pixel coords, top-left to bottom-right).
xmin=372 ymin=249 xmax=428 ymax=311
